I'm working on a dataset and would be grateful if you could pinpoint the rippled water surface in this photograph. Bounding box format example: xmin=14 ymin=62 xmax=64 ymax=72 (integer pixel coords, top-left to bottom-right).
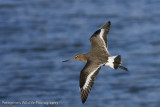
xmin=0 ymin=0 xmax=160 ymax=107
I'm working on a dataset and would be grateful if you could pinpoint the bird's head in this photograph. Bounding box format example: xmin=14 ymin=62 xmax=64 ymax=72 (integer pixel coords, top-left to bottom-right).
xmin=63 ymin=53 xmax=87 ymax=63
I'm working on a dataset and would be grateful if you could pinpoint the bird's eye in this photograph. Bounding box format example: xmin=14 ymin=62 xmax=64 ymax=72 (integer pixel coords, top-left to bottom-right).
xmin=76 ymin=56 xmax=78 ymax=58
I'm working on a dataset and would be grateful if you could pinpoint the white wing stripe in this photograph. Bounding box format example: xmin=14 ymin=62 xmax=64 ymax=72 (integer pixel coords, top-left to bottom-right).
xmin=100 ymin=29 xmax=109 ymax=53
xmin=83 ymin=67 xmax=99 ymax=89
xmin=100 ymin=29 xmax=105 ymax=44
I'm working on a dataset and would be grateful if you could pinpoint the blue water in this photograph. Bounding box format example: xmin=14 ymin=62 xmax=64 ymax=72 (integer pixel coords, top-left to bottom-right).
xmin=0 ymin=0 xmax=160 ymax=107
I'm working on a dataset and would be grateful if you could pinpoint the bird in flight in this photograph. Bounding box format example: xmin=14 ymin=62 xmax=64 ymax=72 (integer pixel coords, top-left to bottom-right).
xmin=63 ymin=21 xmax=128 ymax=104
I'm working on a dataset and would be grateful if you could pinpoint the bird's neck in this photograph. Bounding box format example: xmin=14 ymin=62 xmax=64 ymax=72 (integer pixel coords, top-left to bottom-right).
xmin=80 ymin=54 xmax=87 ymax=63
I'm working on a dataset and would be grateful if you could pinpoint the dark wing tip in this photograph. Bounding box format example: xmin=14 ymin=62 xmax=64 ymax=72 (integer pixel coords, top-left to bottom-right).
xmin=82 ymin=99 xmax=86 ymax=104
xmin=80 ymin=88 xmax=89 ymax=104
xmin=108 ymin=21 xmax=111 ymax=24
xmin=100 ymin=21 xmax=111 ymax=29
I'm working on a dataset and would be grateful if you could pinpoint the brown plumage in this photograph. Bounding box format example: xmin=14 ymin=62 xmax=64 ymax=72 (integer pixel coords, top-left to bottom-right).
xmin=63 ymin=21 xmax=128 ymax=104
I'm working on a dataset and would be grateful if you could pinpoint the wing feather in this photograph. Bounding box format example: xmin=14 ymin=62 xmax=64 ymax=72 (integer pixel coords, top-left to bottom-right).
xmin=79 ymin=61 xmax=101 ymax=103
xmin=90 ymin=21 xmax=111 ymax=55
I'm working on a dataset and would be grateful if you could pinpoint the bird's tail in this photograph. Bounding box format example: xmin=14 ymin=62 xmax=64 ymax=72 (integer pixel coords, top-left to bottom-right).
xmin=112 ymin=55 xmax=121 ymax=69
xmin=105 ymin=55 xmax=128 ymax=71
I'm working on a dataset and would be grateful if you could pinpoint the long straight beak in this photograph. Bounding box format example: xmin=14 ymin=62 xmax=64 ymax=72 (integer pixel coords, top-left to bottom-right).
xmin=62 ymin=58 xmax=75 ymax=62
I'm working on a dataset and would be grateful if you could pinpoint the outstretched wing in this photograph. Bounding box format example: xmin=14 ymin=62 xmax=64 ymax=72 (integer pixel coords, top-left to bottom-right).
xmin=100 ymin=21 xmax=111 ymax=48
xmin=79 ymin=61 xmax=101 ymax=103
xmin=90 ymin=21 xmax=111 ymax=54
